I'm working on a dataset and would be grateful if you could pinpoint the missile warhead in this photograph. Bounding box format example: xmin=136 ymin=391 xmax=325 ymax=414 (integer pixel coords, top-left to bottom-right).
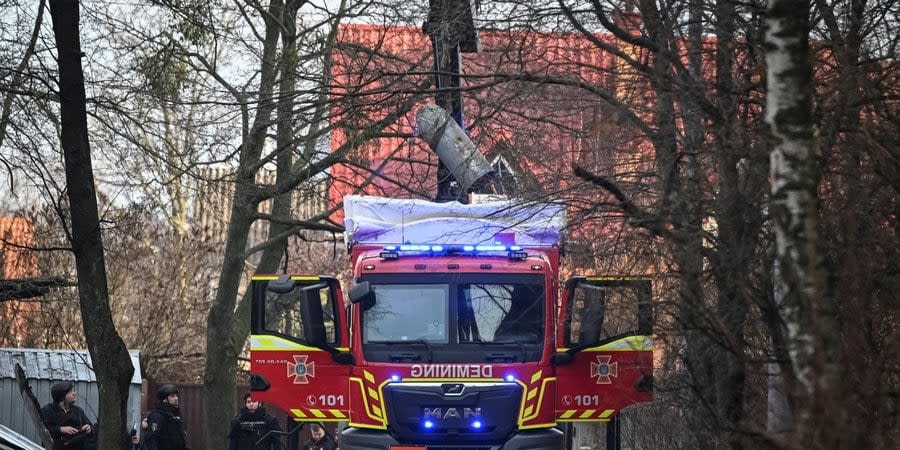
xmin=416 ymin=104 xmax=495 ymax=194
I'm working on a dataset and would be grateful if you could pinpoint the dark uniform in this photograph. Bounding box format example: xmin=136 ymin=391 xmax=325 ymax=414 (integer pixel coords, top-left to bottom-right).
xmin=39 ymin=382 xmax=92 ymax=450
xmin=227 ymin=404 xmax=281 ymax=450
xmin=142 ymin=385 xmax=190 ymax=450
xmin=301 ymin=434 xmax=337 ymax=450
xmin=39 ymin=402 xmax=91 ymax=450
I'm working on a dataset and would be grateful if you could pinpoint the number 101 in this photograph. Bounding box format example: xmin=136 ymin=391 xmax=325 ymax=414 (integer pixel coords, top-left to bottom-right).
xmin=317 ymin=394 xmax=344 ymax=406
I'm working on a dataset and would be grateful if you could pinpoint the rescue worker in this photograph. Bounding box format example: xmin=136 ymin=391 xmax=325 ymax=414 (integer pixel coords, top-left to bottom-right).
xmin=301 ymin=423 xmax=336 ymax=450
xmin=227 ymin=392 xmax=282 ymax=450
xmin=39 ymin=381 xmax=92 ymax=450
xmin=142 ymin=384 xmax=190 ymax=450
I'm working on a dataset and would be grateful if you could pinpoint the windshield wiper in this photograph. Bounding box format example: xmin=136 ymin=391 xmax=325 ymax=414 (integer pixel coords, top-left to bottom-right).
xmin=383 ymin=339 xmax=434 ymax=363
xmin=490 ymin=338 xmax=528 ymax=362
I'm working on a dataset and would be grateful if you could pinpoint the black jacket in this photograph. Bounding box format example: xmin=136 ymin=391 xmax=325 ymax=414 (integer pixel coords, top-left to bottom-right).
xmin=227 ymin=406 xmax=281 ymax=450
xmin=39 ymin=402 xmax=91 ymax=450
xmin=142 ymin=403 xmax=190 ymax=450
xmin=301 ymin=434 xmax=337 ymax=450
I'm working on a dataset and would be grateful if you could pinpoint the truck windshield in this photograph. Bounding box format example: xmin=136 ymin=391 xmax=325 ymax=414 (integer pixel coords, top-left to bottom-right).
xmin=458 ymin=283 xmax=543 ymax=343
xmin=361 ymin=275 xmax=545 ymax=362
xmin=365 ymin=284 xmax=450 ymax=343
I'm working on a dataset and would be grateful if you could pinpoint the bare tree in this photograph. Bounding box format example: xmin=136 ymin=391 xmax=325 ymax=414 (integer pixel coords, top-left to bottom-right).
xmin=48 ymin=1 xmax=133 ymax=448
xmin=2 ymin=1 xmax=895 ymax=448
xmin=461 ymin=1 xmax=897 ymax=448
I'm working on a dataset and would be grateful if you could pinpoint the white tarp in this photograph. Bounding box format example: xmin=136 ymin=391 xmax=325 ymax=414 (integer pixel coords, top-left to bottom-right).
xmin=343 ymin=195 xmax=566 ymax=247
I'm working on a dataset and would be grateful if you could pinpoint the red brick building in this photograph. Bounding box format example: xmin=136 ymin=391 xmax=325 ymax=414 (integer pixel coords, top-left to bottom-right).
xmin=328 ymin=22 xmax=655 ymax=221
xmin=327 ymin=22 xmax=663 ymax=280
xmin=0 ymin=216 xmax=40 ymax=346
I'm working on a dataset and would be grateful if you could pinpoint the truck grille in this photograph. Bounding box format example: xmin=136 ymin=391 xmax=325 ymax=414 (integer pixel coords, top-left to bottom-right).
xmin=384 ymin=382 xmax=522 ymax=444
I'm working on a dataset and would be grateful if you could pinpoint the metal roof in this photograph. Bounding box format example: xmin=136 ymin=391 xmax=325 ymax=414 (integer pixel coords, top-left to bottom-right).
xmin=0 ymin=348 xmax=141 ymax=384
xmin=0 ymin=423 xmax=42 ymax=450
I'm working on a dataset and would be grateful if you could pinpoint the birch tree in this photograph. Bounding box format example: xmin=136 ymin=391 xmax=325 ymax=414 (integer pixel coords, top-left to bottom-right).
xmin=3 ymin=1 xmax=896 ymax=448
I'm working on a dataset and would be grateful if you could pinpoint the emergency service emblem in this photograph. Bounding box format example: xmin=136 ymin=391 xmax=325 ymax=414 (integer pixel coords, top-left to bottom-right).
xmin=591 ymin=355 xmax=618 ymax=384
xmin=287 ymin=355 xmax=316 ymax=384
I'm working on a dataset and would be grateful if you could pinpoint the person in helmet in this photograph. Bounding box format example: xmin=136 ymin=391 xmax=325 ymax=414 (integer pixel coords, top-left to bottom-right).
xmin=142 ymin=384 xmax=190 ymax=450
xmin=39 ymin=381 xmax=92 ymax=450
xmin=227 ymin=392 xmax=282 ymax=450
xmin=302 ymin=423 xmax=336 ymax=450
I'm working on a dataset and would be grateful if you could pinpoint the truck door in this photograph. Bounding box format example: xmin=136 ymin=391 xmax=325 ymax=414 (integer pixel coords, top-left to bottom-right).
xmin=249 ymin=275 xmax=351 ymax=423
xmin=555 ymin=276 xmax=653 ymax=422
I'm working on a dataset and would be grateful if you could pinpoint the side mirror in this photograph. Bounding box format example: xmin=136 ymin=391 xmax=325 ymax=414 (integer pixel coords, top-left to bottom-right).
xmin=267 ymin=275 xmax=295 ymax=294
xmin=551 ymin=352 xmax=573 ymax=366
xmin=250 ymin=373 xmax=271 ymax=391
xmin=349 ymin=281 xmax=374 ymax=304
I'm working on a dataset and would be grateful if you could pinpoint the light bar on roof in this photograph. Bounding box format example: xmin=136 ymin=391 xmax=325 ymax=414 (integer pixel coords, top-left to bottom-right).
xmin=378 ymin=243 xmax=528 ymax=260
xmin=394 ymin=244 xmax=444 ymax=252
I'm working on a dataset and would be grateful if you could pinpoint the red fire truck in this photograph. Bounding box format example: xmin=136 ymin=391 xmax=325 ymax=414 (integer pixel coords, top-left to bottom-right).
xmin=249 ymin=193 xmax=653 ymax=449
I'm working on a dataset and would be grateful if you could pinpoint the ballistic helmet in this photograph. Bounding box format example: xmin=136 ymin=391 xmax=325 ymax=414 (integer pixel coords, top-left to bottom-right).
xmin=157 ymin=384 xmax=179 ymax=401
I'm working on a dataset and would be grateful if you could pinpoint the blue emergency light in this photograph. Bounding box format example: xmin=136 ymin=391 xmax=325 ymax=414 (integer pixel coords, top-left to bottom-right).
xmin=379 ymin=243 xmax=527 ymax=260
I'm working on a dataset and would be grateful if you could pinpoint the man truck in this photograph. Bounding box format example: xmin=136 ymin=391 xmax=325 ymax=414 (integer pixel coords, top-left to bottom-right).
xmin=248 ymin=107 xmax=653 ymax=450
xmin=248 ymin=195 xmax=652 ymax=449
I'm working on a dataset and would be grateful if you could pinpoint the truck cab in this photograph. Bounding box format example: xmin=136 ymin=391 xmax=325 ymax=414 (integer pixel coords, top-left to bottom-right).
xmin=249 ymin=196 xmax=653 ymax=450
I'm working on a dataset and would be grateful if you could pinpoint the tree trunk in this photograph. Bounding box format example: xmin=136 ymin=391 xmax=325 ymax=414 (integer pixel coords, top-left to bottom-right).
xmin=203 ymin=0 xmax=286 ymax=447
xmin=48 ymin=1 xmax=134 ymax=449
xmin=765 ymin=0 xmax=831 ymax=445
xmin=709 ymin=1 xmax=757 ymax=447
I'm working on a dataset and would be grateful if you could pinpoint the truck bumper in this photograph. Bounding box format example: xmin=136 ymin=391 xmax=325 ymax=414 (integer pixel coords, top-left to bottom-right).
xmin=340 ymin=427 xmax=565 ymax=450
